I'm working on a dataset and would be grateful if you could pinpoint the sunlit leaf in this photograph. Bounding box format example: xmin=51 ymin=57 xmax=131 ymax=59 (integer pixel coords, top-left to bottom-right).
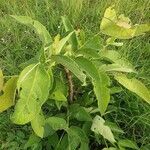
xmin=0 ymin=77 xmax=17 ymax=112
xmin=12 ymin=64 xmax=51 ymax=124
xmin=11 ymin=15 xmax=52 ymax=46
xmin=91 ymin=115 xmax=116 ymax=143
xmin=31 ymin=113 xmax=45 ymax=138
xmin=114 ymin=74 xmax=150 ymax=104
xmin=100 ymin=7 xmax=150 ymax=39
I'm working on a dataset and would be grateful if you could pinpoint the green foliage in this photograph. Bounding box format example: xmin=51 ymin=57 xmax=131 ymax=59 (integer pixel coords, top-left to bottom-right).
xmin=0 ymin=76 xmax=17 ymax=112
xmin=0 ymin=6 xmax=150 ymax=149
xmin=100 ymin=7 xmax=150 ymax=39
xmin=12 ymin=64 xmax=51 ymax=124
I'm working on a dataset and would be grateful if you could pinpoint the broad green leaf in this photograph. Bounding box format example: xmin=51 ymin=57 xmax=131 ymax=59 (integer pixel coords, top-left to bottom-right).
xmin=91 ymin=115 xmax=116 ymax=143
xmin=114 ymin=74 xmax=150 ymax=104
xmin=0 ymin=77 xmax=17 ymax=112
xmin=52 ymin=55 xmax=86 ymax=83
xmin=93 ymin=82 xmax=110 ymax=115
xmin=53 ymin=31 xmax=74 ymax=55
xmin=0 ymin=69 xmax=4 ymax=92
xmin=46 ymin=116 xmax=68 ymax=131
xmin=100 ymin=7 xmax=150 ymax=39
xmin=62 ymin=16 xmax=78 ymax=51
xmin=67 ymin=126 xmax=89 ymax=150
xmin=31 ymin=113 xmax=45 ymax=138
xmin=11 ymin=15 xmax=52 ymax=46
xmin=118 ymin=139 xmax=139 ymax=149
xmin=106 ymin=37 xmax=123 ymax=47
xmin=12 ymin=64 xmax=51 ymax=124
xmin=75 ymin=56 xmax=110 ymax=115
xmin=69 ymin=104 xmax=92 ymax=121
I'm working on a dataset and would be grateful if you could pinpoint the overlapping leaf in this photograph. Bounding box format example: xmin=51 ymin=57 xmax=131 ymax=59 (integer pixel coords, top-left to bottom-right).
xmin=75 ymin=56 xmax=110 ymax=115
xmin=12 ymin=64 xmax=51 ymax=124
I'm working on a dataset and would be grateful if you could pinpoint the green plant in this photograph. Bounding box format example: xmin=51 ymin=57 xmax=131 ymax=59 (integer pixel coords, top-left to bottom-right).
xmin=0 ymin=7 xmax=150 ymax=150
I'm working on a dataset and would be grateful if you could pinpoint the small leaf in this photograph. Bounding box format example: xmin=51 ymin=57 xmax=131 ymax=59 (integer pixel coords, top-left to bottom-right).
xmin=11 ymin=15 xmax=52 ymax=46
xmin=69 ymin=104 xmax=92 ymax=121
xmin=0 ymin=69 xmax=4 ymax=92
xmin=31 ymin=112 xmax=45 ymax=138
xmin=100 ymin=7 xmax=150 ymax=39
xmin=0 ymin=77 xmax=17 ymax=112
xmin=54 ymin=31 xmax=74 ymax=55
xmin=46 ymin=116 xmax=68 ymax=131
xmin=91 ymin=115 xmax=116 ymax=143
xmin=12 ymin=64 xmax=51 ymax=124
xmin=118 ymin=139 xmax=139 ymax=149
xmin=62 ymin=16 xmax=78 ymax=51
xmin=114 ymin=74 xmax=150 ymax=104
xmin=52 ymin=55 xmax=86 ymax=83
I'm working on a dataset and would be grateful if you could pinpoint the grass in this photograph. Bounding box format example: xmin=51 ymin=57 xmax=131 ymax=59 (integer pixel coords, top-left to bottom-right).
xmin=0 ymin=0 xmax=150 ymax=149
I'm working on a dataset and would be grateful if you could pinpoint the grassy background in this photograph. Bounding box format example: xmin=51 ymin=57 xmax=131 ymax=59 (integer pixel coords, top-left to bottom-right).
xmin=0 ymin=0 xmax=150 ymax=149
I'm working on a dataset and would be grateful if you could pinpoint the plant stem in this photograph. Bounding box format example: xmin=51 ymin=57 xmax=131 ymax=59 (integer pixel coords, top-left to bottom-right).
xmin=64 ymin=67 xmax=74 ymax=104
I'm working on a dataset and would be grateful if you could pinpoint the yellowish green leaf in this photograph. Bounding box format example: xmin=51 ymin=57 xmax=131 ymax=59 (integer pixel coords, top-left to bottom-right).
xmin=0 ymin=69 xmax=4 ymax=92
xmin=0 ymin=77 xmax=17 ymax=112
xmin=114 ymin=74 xmax=150 ymax=104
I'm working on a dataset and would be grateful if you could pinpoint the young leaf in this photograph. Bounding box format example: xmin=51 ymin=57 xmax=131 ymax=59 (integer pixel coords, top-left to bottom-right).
xmin=12 ymin=64 xmax=51 ymax=124
xmin=75 ymin=56 xmax=110 ymax=115
xmin=52 ymin=55 xmax=86 ymax=83
xmin=103 ymin=148 xmax=117 ymax=150
xmin=67 ymin=126 xmax=89 ymax=150
xmin=100 ymin=7 xmax=150 ymax=39
xmin=0 ymin=69 xmax=4 ymax=92
xmin=0 ymin=77 xmax=17 ymax=112
xmin=61 ymin=16 xmax=78 ymax=51
xmin=45 ymin=116 xmax=68 ymax=131
xmin=118 ymin=139 xmax=139 ymax=149
xmin=11 ymin=15 xmax=52 ymax=46
xmin=53 ymin=31 xmax=74 ymax=55
xmin=91 ymin=115 xmax=116 ymax=143
xmin=31 ymin=112 xmax=45 ymax=138
xmin=114 ymin=74 xmax=150 ymax=104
